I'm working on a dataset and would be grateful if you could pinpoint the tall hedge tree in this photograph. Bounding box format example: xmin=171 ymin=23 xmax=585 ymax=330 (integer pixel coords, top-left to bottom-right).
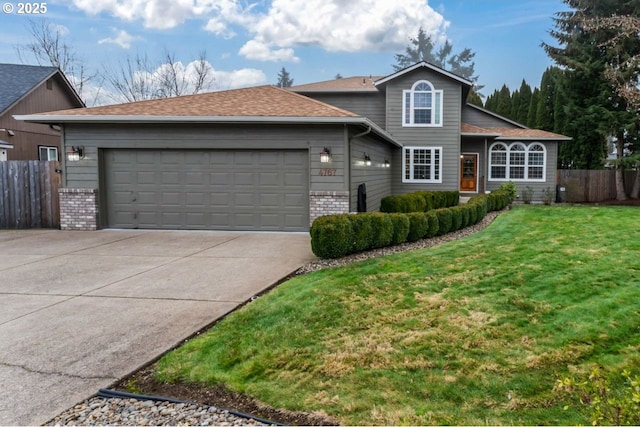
xmin=543 ymin=0 xmax=640 ymax=199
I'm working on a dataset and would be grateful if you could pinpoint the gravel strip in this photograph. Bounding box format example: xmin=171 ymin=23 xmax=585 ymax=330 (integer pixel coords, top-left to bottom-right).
xmin=46 ymin=209 xmax=504 ymax=426
xmin=46 ymin=396 xmax=272 ymax=426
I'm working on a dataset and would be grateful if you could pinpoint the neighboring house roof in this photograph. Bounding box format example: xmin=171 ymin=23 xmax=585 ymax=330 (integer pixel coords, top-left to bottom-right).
xmin=0 ymin=63 xmax=83 ymax=115
xmin=16 ymin=85 xmax=402 ymax=147
xmin=461 ymin=122 xmax=570 ymax=141
xmin=291 ymin=76 xmax=382 ymax=92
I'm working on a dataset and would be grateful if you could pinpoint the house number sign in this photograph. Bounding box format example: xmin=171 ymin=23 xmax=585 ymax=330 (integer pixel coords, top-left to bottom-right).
xmin=318 ymin=168 xmax=337 ymax=176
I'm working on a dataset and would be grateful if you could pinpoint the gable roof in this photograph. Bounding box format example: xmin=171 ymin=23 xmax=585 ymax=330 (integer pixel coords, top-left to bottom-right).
xmin=0 ymin=63 xmax=83 ymax=115
xmin=16 ymin=85 xmax=402 ymax=147
xmin=291 ymin=76 xmax=382 ymax=92
xmin=375 ymin=62 xmax=473 ymax=89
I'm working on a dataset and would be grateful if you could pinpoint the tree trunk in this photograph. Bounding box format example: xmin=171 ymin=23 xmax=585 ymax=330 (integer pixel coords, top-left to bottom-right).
xmin=615 ymin=136 xmax=628 ymax=201
xmin=630 ymin=169 xmax=640 ymax=199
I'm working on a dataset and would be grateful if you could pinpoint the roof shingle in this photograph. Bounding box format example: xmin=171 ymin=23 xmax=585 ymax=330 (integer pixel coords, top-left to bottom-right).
xmin=0 ymin=63 xmax=57 ymax=114
xmin=39 ymin=85 xmax=360 ymax=118
xmin=291 ymin=76 xmax=382 ymax=92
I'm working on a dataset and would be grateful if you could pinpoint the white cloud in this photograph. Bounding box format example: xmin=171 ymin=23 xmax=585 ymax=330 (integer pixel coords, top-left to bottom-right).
xmin=238 ymin=39 xmax=299 ymax=62
xmin=69 ymin=0 xmax=448 ymax=61
xmin=70 ymin=0 xmax=219 ymax=29
xmin=243 ymin=0 xmax=449 ymax=57
xmin=98 ymin=28 xmax=137 ymax=49
xmin=211 ymin=67 xmax=267 ymax=90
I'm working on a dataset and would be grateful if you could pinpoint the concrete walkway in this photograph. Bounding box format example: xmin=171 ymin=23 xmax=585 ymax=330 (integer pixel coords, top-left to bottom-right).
xmin=0 ymin=229 xmax=314 ymax=426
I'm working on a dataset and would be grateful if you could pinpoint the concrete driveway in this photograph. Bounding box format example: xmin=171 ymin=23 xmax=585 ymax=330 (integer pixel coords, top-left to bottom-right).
xmin=0 ymin=229 xmax=314 ymax=426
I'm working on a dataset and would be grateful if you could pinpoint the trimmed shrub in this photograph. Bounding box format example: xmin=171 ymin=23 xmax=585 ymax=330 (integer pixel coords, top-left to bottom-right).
xmin=449 ymin=206 xmax=463 ymax=231
xmin=434 ymin=208 xmax=453 ymax=235
xmin=406 ymin=212 xmax=428 ymax=242
xmin=389 ymin=213 xmax=410 ymax=245
xmin=425 ymin=211 xmax=439 ymax=238
xmin=368 ymin=213 xmax=394 ymax=249
xmin=350 ymin=214 xmax=373 ymax=252
xmin=459 ymin=205 xmax=470 ymax=228
xmin=380 ymin=190 xmax=460 ymax=213
xmin=310 ymin=214 xmax=353 ymax=258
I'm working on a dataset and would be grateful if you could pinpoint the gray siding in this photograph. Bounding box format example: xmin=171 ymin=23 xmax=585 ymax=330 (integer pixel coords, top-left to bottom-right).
xmin=386 ymin=69 xmax=463 ymax=194
xmin=299 ymin=92 xmax=387 ymax=129
xmin=350 ymin=135 xmax=394 ymax=212
xmin=485 ymin=141 xmax=559 ymax=201
xmin=462 ymin=104 xmax=520 ymax=129
xmin=62 ymin=123 xmax=350 ymax=192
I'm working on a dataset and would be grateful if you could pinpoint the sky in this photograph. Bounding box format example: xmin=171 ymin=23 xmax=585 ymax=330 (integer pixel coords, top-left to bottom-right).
xmin=0 ymin=0 xmax=569 ymax=106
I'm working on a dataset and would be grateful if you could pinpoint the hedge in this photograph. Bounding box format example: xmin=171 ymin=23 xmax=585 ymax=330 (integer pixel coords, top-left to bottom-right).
xmin=310 ymin=188 xmax=512 ymax=259
xmin=380 ymin=190 xmax=459 ymax=213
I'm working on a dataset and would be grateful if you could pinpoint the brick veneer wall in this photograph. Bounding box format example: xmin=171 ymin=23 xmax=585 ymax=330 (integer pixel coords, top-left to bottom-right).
xmin=59 ymin=188 xmax=99 ymax=231
xmin=309 ymin=190 xmax=350 ymax=225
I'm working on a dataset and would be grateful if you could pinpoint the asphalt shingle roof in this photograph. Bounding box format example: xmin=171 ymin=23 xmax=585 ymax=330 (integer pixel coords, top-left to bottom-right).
xmin=39 ymin=85 xmax=361 ymax=118
xmin=291 ymin=76 xmax=383 ymax=92
xmin=461 ymin=122 xmax=570 ymax=140
xmin=0 ymin=63 xmax=57 ymax=114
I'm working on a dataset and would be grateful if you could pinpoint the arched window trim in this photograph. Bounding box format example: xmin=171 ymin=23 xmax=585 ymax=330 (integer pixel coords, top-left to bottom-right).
xmin=488 ymin=141 xmax=547 ymax=182
xmin=402 ymin=80 xmax=443 ymax=127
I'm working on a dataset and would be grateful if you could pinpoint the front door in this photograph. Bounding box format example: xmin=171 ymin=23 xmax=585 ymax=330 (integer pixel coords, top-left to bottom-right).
xmin=460 ymin=153 xmax=478 ymax=192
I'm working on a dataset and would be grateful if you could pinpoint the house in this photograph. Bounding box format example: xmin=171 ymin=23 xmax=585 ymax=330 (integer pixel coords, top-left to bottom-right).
xmin=16 ymin=62 xmax=569 ymax=231
xmin=0 ymin=63 xmax=84 ymax=161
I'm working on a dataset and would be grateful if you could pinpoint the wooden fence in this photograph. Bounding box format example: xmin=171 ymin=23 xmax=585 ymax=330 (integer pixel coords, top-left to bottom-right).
xmin=557 ymin=169 xmax=637 ymax=202
xmin=0 ymin=161 xmax=61 ymax=228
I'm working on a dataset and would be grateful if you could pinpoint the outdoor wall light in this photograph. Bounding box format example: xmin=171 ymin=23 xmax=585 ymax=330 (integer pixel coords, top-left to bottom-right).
xmin=66 ymin=145 xmax=84 ymax=162
xmin=320 ymin=147 xmax=332 ymax=163
xmin=384 ymin=159 xmax=390 ymax=168
xmin=364 ymin=153 xmax=372 ymax=166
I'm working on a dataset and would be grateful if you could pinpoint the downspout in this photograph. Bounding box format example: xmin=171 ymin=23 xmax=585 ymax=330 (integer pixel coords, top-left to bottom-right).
xmin=483 ymin=137 xmax=488 ymax=193
xmin=347 ymin=125 xmax=371 ymax=213
xmin=350 ymin=125 xmax=372 ymax=140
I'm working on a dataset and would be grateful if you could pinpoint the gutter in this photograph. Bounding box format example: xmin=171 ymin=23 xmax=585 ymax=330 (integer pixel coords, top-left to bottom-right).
xmin=349 ymin=125 xmax=372 ymax=140
xmin=14 ymin=114 xmax=403 ymax=148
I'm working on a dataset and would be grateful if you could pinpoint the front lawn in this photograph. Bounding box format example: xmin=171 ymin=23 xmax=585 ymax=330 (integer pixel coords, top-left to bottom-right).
xmin=155 ymin=205 xmax=640 ymax=425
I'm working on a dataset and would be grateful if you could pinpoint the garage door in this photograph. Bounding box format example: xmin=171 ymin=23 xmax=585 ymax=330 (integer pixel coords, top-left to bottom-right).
xmin=104 ymin=149 xmax=309 ymax=231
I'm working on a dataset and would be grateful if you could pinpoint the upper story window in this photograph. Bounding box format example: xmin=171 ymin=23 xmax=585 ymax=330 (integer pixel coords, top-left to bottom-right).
xmin=402 ymin=80 xmax=443 ymax=127
xmin=489 ymin=142 xmax=546 ymax=181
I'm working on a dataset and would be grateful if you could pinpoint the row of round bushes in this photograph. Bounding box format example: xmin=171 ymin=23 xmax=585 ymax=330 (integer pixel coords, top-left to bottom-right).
xmin=380 ymin=190 xmax=460 ymax=213
xmin=310 ymin=189 xmax=512 ymax=259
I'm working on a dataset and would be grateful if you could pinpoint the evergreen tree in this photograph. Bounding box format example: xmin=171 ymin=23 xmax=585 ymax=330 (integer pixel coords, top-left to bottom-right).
xmin=276 ymin=67 xmax=294 ymax=88
xmin=527 ymin=88 xmax=540 ymax=128
xmin=515 ymin=80 xmax=533 ymax=124
xmin=466 ymin=90 xmax=483 ymax=107
xmin=495 ymin=84 xmax=512 ymax=118
xmin=543 ymin=0 xmax=637 ymax=192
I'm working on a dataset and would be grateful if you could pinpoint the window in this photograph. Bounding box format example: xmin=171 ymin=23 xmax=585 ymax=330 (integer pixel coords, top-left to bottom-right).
xmin=403 ymin=147 xmax=442 ymax=183
xmin=39 ymin=146 xmax=58 ymax=161
xmin=403 ymin=80 xmax=443 ymax=127
xmin=489 ymin=142 xmax=546 ymax=181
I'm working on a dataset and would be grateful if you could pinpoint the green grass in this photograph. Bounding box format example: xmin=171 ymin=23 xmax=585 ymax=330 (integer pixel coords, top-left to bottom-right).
xmin=155 ymin=205 xmax=640 ymax=425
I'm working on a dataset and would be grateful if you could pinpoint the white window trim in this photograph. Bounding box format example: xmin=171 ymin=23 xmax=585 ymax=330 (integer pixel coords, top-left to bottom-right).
xmin=402 ymin=80 xmax=443 ymax=127
xmin=402 ymin=146 xmax=443 ymax=183
xmin=488 ymin=142 xmax=547 ymax=182
xmin=38 ymin=146 xmax=58 ymax=161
